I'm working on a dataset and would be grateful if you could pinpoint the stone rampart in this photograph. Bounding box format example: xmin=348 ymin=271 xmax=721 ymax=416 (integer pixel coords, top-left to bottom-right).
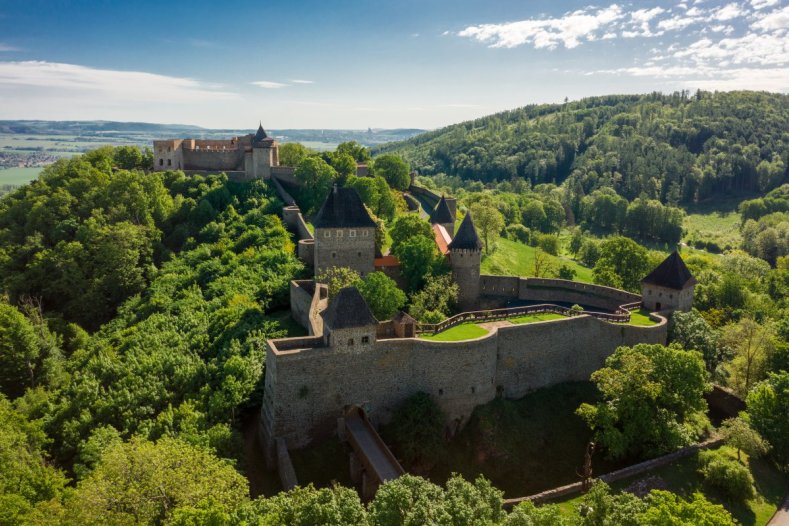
xmin=182 ymin=149 xmax=244 ymax=171
xmin=271 ymin=168 xmax=299 ymax=186
xmin=409 ymin=184 xmax=457 ymax=218
xmin=289 ymin=280 xmax=326 ymax=335
xmin=263 ymin=313 xmax=667 ymax=452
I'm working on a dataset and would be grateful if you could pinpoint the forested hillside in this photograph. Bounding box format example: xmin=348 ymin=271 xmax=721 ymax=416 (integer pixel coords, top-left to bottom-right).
xmin=375 ymin=91 xmax=788 ymax=204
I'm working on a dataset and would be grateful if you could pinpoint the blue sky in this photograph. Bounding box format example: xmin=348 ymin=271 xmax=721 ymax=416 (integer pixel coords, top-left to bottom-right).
xmin=0 ymin=0 xmax=786 ymax=129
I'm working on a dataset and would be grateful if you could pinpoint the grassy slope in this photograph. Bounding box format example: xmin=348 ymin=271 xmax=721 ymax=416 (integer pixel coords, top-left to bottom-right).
xmin=481 ymin=238 xmax=594 ymax=283
xmin=554 ymin=446 xmax=787 ymax=526
xmin=0 ymin=167 xmax=42 ymax=185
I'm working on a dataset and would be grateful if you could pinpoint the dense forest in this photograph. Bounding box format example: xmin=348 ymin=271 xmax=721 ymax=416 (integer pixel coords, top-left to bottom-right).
xmin=375 ymin=91 xmax=788 ymax=205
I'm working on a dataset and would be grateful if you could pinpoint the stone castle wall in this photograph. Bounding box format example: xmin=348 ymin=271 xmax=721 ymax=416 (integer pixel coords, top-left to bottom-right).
xmin=409 ymin=184 xmax=457 ymax=219
xmin=314 ymin=227 xmax=376 ymax=277
xmin=478 ymin=275 xmax=641 ymax=311
xmin=182 ymin=148 xmax=244 ymax=171
xmin=263 ymin=313 xmax=668 ymax=452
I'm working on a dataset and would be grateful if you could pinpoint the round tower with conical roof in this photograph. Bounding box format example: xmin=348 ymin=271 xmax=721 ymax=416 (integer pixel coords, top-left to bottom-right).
xmin=449 ymin=212 xmax=483 ymax=311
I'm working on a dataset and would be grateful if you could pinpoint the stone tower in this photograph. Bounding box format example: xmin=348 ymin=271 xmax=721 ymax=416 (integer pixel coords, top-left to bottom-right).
xmin=448 ymin=212 xmax=483 ymax=311
xmin=429 ymin=195 xmax=455 ymax=238
xmin=313 ymin=186 xmax=377 ymax=277
xmin=251 ymin=123 xmax=279 ymax=179
xmin=322 ymin=286 xmax=378 ymax=352
xmin=640 ymin=251 xmax=697 ymax=312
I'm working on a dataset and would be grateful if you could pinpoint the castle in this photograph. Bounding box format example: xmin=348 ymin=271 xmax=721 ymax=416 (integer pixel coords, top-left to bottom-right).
xmin=260 ymin=183 xmax=698 ymax=465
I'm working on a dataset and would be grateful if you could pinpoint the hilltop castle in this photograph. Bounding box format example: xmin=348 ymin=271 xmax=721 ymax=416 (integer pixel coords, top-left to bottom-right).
xmin=260 ymin=184 xmax=698 ymax=464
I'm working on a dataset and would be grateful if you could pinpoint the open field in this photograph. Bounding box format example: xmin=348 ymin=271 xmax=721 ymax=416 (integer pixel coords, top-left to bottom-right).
xmin=684 ymin=210 xmax=742 ymax=252
xmin=0 ymin=167 xmax=42 ymax=185
xmin=481 ymin=238 xmax=594 ymax=283
xmin=554 ymin=445 xmax=787 ymax=526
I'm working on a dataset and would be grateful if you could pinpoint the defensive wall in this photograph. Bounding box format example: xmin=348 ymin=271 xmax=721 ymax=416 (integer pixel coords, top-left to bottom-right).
xmin=478 ymin=276 xmax=641 ymax=311
xmin=289 ymin=280 xmax=327 ymax=336
xmin=409 ymin=184 xmax=457 ymax=219
xmin=262 ymin=310 xmax=667 ymax=455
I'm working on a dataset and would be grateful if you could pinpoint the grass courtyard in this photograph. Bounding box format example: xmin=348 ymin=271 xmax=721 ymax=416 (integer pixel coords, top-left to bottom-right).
xmin=420 ymin=323 xmax=489 ymax=341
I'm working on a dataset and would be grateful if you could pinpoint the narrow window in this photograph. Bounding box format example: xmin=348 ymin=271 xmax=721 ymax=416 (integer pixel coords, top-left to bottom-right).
xmin=337 ymin=230 xmax=343 ymax=238
xmin=438 ymin=389 xmax=444 ymax=396
xmin=361 ymin=336 xmax=370 ymax=344
xmin=324 ymin=231 xmax=330 ymax=238
xmin=363 ymin=230 xmax=369 ymax=237
xmin=332 ymin=252 xmax=337 ymax=258
xmin=347 ymin=338 xmax=354 ymax=346
xmin=349 ymin=230 xmax=356 ymax=238
xmin=167 ymin=159 xmax=172 ymax=166
xmin=159 ymin=159 xmax=163 ymax=166
xmin=358 ymin=251 xmax=362 ymax=257
xmin=471 ymin=386 xmax=476 ymax=394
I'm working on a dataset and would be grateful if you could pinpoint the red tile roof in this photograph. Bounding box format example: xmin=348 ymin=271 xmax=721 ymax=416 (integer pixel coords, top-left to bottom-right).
xmin=433 ymin=224 xmax=452 ymax=255
xmin=374 ymin=255 xmax=400 ymax=268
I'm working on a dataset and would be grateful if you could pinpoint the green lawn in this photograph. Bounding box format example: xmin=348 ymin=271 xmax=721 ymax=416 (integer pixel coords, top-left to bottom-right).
xmin=628 ymin=308 xmax=659 ymax=326
xmin=509 ymin=312 xmax=567 ymax=324
xmin=0 ymin=167 xmax=42 ymax=185
xmin=684 ymin=210 xmax=742 ymax=252
xmin=553 ymin=446 xmax=787 ymax=526
xmin=481 ymin=238 xmax=594 ymax=283
xmin=420 ymin=323 xmax=489 ymax=341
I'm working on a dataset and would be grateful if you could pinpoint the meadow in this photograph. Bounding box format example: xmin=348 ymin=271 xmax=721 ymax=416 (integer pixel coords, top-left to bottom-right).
xmin=0 ymin=167 xmax=42 ymax=185
xmin=481 ymin=237 xmax=594 ymax=283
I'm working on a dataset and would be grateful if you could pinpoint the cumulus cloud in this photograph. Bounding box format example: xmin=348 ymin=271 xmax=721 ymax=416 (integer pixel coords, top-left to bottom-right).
xmin=290 ymin=79 xmax=314 ymax=84
xmin=713 ymin=2 xmax=747 ymax=20
xmin=457 ymin=4 xmax=624 ymax=49
xmin=752 ymin=5 xmax=789 ymax=31
xmin=0 ymin=61 xmax=236 ymax=102
xmin=750 ymin=0 xmax=779 ymax=9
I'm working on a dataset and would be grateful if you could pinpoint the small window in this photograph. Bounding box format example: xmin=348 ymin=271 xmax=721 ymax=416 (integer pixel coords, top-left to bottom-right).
xmin=159 ymin=159 xmax=163 ymax=166
xmin=438 ymin=389 xmax=444 ymax=396
xmin=167 ymin=159 xmax=172 ymax=166
xmin=363 ymin=230 xmax=369 ymax=237
xmin=659 ymin=292 xmax=663 ymax=297
xmin=358 ymin=251 xmax=362 ymax=257
xmin=336 ymin=230 xmax=343 ymax=237
xmin=669 ymin=294 xmax=673 ymax=299
xmin=361 ymin=336 xmax=370 ymax=344
xmin=332 ymin=252 xmax=337 ymax=258
xmin=471 ymin=386 xmax=476 ymax=394
xmin=349 ymin=230 xmax=356 ymax=237
xmin=167 ymin=147 xmax=171 ymax=152
xmin=324 ymin=231 xmax=330 ymax=238
xmin=347 ymin=338 xmax=354 ymax=346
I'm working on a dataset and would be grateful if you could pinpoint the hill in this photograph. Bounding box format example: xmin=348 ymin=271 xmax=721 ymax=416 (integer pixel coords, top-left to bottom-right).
xmin=374 ymin=91 xmax=788 ymax=204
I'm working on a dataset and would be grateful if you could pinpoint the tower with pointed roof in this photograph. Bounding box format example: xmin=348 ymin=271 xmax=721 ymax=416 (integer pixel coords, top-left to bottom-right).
xmin=313 ymin=186 xmax=377 ymax=277
xmin=251 ymin=122 xmax=279 ymax=179
xmin=449 ymin=212 xmax=483 ymax=310
xmin=429 ymin=195 xmax=456 ymax=237
xmin=640 ymin=251 xmax=697 ymax=312
xmin=321 ymin=286 xmax=378 ymax=351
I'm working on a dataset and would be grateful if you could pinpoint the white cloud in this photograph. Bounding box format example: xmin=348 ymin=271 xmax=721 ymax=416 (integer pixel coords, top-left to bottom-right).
xmin=673 ymin=32 xmax=788 ymax=66
xmin=750 ymin=0 xmax=779 ymax=10
xmin=251 ymin=80 xmax=288 ymax=89
xmin=631 ymin=7 xmax=667 ymax=22
xmin=713 ymin=2 xmax=746 ymax=20
xmin=753 ymin=5 xmax=789 ymax=31
xmin=593 ymin=64 xmax=788 ymax=91
xmin=601 ymin=32 xmax=618 ymax=39
xmin=457 ymin=4 xmax=624 ymax=49
xmin=0 ymin=61 xmax=236 ymax=102
xmin=0 ymin=43 xmax=20 ymax=52
xmin=658 ymin=14 xmax=701 ymax=30
xmin=290 ymin=79 xmax=314 ymax=84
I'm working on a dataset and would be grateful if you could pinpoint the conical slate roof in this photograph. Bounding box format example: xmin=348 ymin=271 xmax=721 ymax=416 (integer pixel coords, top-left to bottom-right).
xmin=448 ymin=212 xmax=482 ymax=251
xmin=429 ymin=195 xmax=454 ymax=225
xmin=312 ymin=186 xmax=376 ymax=229
xmin=322 ymin=287 xmax=377 ymax=328
xmin=641 ymin=251 xmax=697 ymax=290
xmin=253 ymin=122 xmax=268 ymax=142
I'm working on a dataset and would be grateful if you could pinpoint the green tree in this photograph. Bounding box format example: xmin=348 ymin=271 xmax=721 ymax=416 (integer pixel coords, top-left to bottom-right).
xmin=444 ymin=475 xmax=505 ymax=526
xmin=66 ymin=437 xmax=248 ymax=525
xmin=0 ymin=303 xmax=40 ymax=399
xmin=373 ymin=155 xmax=411 ymax=190
xmin=396 ymin=236 xmax=439 ymax=291
xmin=470 ymin=203 xmax=504 ymax=255
xmin=386 ymin=392 xmax=445 ymax=468
xmin=328 ymin=152 xmax=357 ymax=183
xmin=112 ymin=145 xmax=146 ymax=170
xmin=368 ymin=474 xmax=451 ymax=526
xmin=356 ymin=272 xmax=406 ymax=320
xmin=721 ymin=318 xmax=775 ymax=396
xmin=592 ymin=236 xmax=650 ymax=292
xmin=251 ymin=484 xmax=367 ymax=526
xmin=505 ymin=501 xmax=572 ymax=526
xmin=719 ymin=416 xmax=770 ymax=462
xmin=317 ymin=267 xmax=362 ymax=300
xmin=337 ymin=141 xmax=371 ymax=163
xmin=747 ymin=372 xmax=789 ymax=469
xmin=409 ymin=275 xmax=459 ymax=322
xmin=669 ymin=309 xmax=721 ymax=374
xmin=279 ymin=142 xmax=312 ymax=167
xmin=577 ymin=344 xmax=710 ymax=459
xmin=294 ymin=157 xmax=338 ymax=213
xmin=389 ymin=214 xmax=433 ymax=255
xmin=639 ymin=491 xmax=736 ymax=526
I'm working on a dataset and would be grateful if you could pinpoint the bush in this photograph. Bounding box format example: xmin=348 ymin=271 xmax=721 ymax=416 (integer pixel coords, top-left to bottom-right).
xmin=385 ymin=393 xmax=445 ymax=468
xmin=557 ymin=265 xmax=577 ymax=281
xmin=534 ymin=233 xmax=559 ymax=255
xmin=698 ymin=450 xmax=755 ymax=501
xmin=505 ymin=224 xmax=531 ymax=244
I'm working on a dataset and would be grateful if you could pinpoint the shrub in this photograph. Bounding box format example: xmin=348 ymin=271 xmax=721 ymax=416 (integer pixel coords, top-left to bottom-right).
xmin=385 ymin=393 xmax=445 ymax=468
xmin=505 ymin=224 xmax=531 ymax=244
xmin=698 ymin=450 xmax=755 ymax=501
xmin=557 ymin=265 xmax=577 ymax=280
xmin=534 ymin=233 xmax=559 ymax=255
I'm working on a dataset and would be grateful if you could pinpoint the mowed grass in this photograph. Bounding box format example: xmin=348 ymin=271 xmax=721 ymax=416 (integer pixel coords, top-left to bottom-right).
xmin=420 ymin=323 xmax=489 ymax=341
xmin=481 ymin=238 xmax=594 ymax=283
xmin=553 ymin=446 xmax=787 ymax=526
xmin=509 ymin=312 xmax=567 ymax=324
xmin=627 ymin=308 xmax=659 ymax=326
xmin=0 ymin=167 xmax=42 ymax=185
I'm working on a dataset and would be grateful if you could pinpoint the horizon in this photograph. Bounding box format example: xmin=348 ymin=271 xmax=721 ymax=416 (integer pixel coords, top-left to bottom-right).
xmin=0 ymin=0 xmax=787 ymax=129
